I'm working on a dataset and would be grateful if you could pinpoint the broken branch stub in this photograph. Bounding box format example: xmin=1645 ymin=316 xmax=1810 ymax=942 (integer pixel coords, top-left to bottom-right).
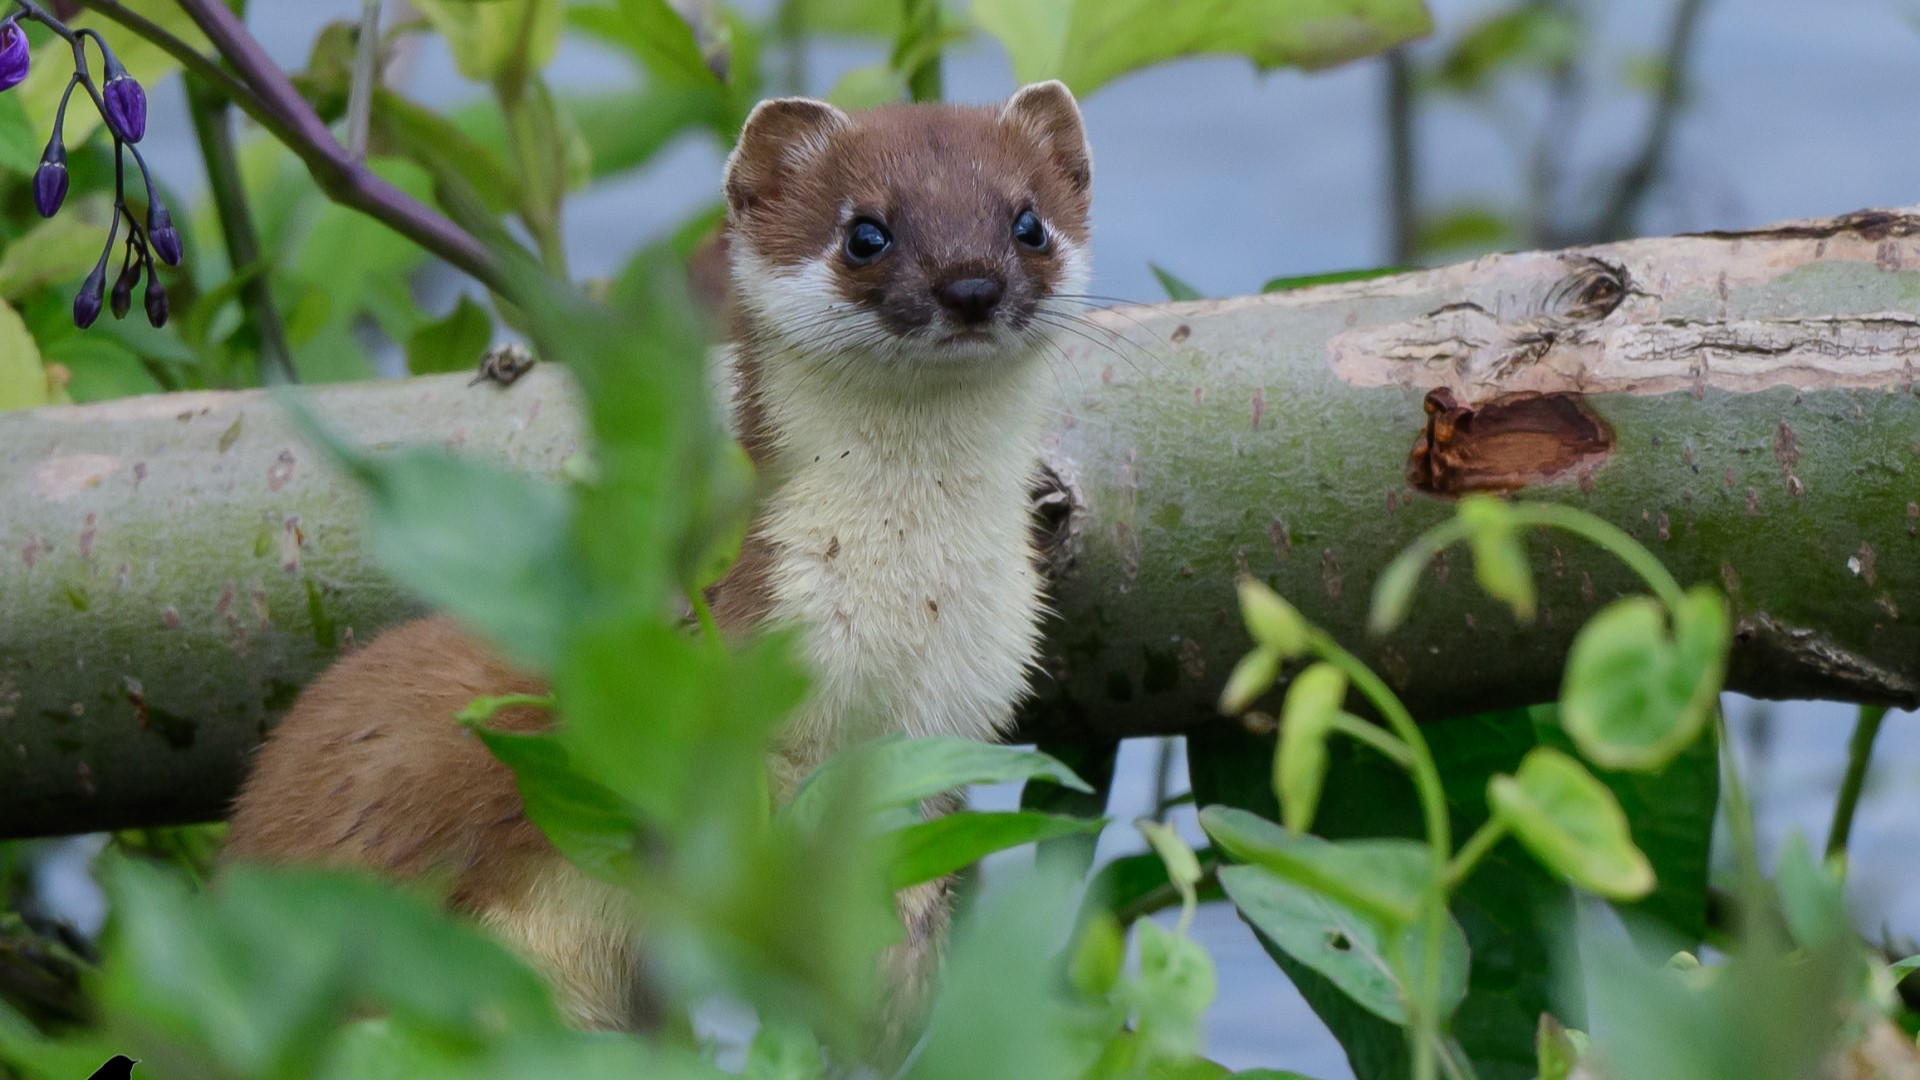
xmin=5 ymin=207 xmax=1920 ymax=837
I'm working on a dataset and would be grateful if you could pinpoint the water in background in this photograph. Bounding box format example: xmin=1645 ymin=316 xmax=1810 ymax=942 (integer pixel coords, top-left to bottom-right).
xmin=101 ymin=1 xmax=1920 ymax=1074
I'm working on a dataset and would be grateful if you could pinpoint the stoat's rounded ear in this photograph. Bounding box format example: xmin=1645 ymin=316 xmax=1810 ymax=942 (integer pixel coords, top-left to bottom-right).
xmin=724 ymin=97 xmax=852 ymax=216
xmin=1001 ymin=80 xmax=1091 ymax=196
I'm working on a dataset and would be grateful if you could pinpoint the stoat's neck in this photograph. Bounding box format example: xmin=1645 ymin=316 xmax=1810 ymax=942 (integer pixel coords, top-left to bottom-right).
xmin=735 ymin=336 xmax=1052 ymax=785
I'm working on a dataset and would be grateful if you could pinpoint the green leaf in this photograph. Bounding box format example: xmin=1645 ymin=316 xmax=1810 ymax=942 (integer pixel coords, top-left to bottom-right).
xmin=1191 ymin=706 xmax=1717 ymax=1080
xmin=286 ymin=405 xmax=578 ymax=672
xmin=1129 ymin=918 xmax=1217 ymax=1063
xmin=569 ymin=0 xmax=720 ymax=86
xmin=1488 ymin=747 xmax=1654 ymax=901
xmin=1413 ymin=206 xmax=1513 ymax=257
xmin=468 ymin=725 xmax=642 ymax=882
xmin=1368 ymin=544 xmax=1428 ymax=635
xmin=1070 ymin=912 xmax=1126 ymax=997
xmin=1218 ymin=863 xmax=1468 ymax=1025
xmin=1275 ymin=663 xmax=1345 ymax=833
xmin=372 ymin=88 xmax=524 ymax=215
xmin=1150 ymin=263 xmax=1204 ymax=301
xmin=1561 ymin=587 xmax=1726 ymax=771
xmin=973 ymin=0 xmax=1434 ymax=98
xmin=825 ymin=63 xmax=908 ymax=109
xmin=1459 ymin=495 xmax=1535 ymax=622
xmin=1772 ymin=833 xmax=1850 ymax=949
xmin=887 ymin=811 xmax=1106 ymax=889
xmin=1535 ymin=1014 xmax=1587 ymax=1080
xmin=1262 ymin=267 xmax=1405 ymax=292
xmin=0 ymin=93 xmax=37 ymax=173
xmin=1199 ymin=806 xmax=1428 ymax=928
xmin=560 ymin=86 xmax=730 ymax=181
xmin=406 ymin=296 xmax=495 ymax=376
xmin=1219 ymin=646 xmax=1281 ymax=715
xmin=1430 ymin=6 xmax=1583 ymax=95
xmin=1889 ymin=955 xmax=1920 ymax=983
xmin=39 ymin=335 xmax=161 ymax=404
xmin=743 ymin=1019 xmax=825 ymax=1080
xmin=1238 ymin=578 xmax=1310 ymax=658
xmin=0 ymin=216 xmax=102 ymax=300
xmin=0 ymin=300 xmax=48 ymax=411
xmin=1138 ymin=820 xmax=1204 ymax=894
xmin=415 ymin=0 xmax=563 ymax=81
xmin=782 ymin=737 xmax=1091 ymax=831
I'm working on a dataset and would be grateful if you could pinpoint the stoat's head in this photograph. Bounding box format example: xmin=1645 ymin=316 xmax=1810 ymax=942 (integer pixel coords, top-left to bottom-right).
xmin=723 ymin=81 xmax=1092 ymax=370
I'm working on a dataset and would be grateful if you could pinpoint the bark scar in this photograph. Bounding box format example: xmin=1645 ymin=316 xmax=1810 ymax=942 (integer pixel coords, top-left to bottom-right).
xmin=1408 ymin=388 xmax=1614 ymax=495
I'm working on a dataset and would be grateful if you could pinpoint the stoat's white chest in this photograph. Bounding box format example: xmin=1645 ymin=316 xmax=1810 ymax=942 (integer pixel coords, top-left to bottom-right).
xmin=754 ymin=355 xmax=1048 ymax=770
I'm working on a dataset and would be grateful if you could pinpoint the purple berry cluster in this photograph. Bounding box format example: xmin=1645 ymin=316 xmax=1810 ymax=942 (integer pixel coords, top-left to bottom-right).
xmin=4 ymin=1 xmax=180 ymax=329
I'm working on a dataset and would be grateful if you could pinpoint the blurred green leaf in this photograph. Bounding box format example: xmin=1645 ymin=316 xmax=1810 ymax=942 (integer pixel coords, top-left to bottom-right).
xmin=1200 ymin=806 xmax=1428 ymax=928
xmin=1218 ymin=863 xmax=1468 ymax=1025
xmin=1276 ymin=663 xmax=1345 ymax=833
xmin=1772 ymin=833 xmax=1850 ymax=950
xmin=1889 ymin=955 xmax=1919 ymax=983
xmin=0 ymin=299 xmax=49 ymax=411
xmin=40 ymin=334 xmax=160 ymax=403
xmin=0 ymin=93 xmax=37 ymax=173
xmin=1219 ymin=646 xmax=1281 ymax=715
xmin=887 ymin=810 xmax=1105 ymax=889
xmin=468 ymin=724 xmax=643 ymax=882
xmin=570 ymin=0 xmax=719 ymax=86
xmin=743 ymin=1019 xmax=825 ymax=1080
xmin=1535 ymin=1014 xmax=1586 ymax=1080
xmin=1414 ymin=206 xmax=1513 ymax=257
xmin=783 ymin=737 xmax=1091 ymax=831
xmin=825 ymin=63 xmax=908 ymax=109
xmin=1262 ymin=267 xmax=1405 ymax=292
xmin=0 ymin=216 xmax=101 ymax=300
xmin=561 ymin=86 xmax=732 ymax=181
xmin=1489 ymin=747 xmax=1654 ymax=901
xmin=416 ymin=0 xmax=564 ymax=82
xmin=1459 ymin=495 xmax=1535 ymax=622
xmin=1561 ymin=587 xmax=1725 ymax=771
xmin=287 ymin=409 xmax=578 ymax=672
xmin=1430 ymin=6 xmax=1583 ymax=95
xmin=1128 ymin=918 xmax=1216 ymax=1063
xmin=372 ymin=89 xmax=524 ymax=216
xmin=973 ymin=0 xmax=1434 ymax=97
xmin=1150 ymin=263 xmax=1204 ymax=301
xmin=406 ymin=296 xmax=495 ymax=376
xmin=1070 ymin=912 xmax=1127 ymax=998
xmin=780 ymin=0 xmax=901 ymax=35
xmin=1238 ymin=578 xmax=1310 ymax=659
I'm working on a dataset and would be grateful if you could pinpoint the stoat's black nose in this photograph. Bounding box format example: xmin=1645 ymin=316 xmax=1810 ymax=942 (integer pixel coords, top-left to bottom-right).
xmin=934 ymin=277 xmax=1004 ymax=324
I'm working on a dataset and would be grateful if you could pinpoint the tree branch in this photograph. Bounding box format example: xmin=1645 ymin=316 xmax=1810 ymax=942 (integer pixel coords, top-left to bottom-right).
xmin=6 ymin=207 xmax=1920 ymax=837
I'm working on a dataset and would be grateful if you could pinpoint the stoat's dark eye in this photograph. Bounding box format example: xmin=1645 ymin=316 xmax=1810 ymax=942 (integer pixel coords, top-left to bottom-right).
xmin=845 ymin=219 xmax=892 ymax=263
xmin=1012 ymin=209 xmax=1048 ymax=250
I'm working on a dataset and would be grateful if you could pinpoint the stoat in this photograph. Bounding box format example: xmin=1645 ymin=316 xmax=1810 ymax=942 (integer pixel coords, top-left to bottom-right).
xmin=224 ymin=81 xmax=1094 ymax=1037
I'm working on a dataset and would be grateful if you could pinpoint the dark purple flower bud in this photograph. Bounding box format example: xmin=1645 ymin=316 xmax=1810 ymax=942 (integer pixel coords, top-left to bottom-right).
xmin=143 ymin=274 xmax=167 ymax=328
xmin=102 ymin=61 xmax=146 ymax=142
xmin=33 ymin=160 xmax=67 ymax=218
xmin=110 ymin=258 xmax=137 ymax=320
xmin=0 ymin=23 xmax=29 ymax=94
xmin=74 ymin=264 xmax=106 ymax=329
xmin=147 ymin=204 xmax=181 ymax=265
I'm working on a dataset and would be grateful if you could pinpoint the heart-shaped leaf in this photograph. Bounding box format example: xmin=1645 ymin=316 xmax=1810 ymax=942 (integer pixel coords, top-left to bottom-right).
xmin=1488 ymin=748 xmax=1654 ymax=900
xmin=1562 ymin=588 xmax=1726 ymax=771
xmin=1275 ymin=663 xmax=1345 ymax=833
xmin=1199 ymin=806 xmax=1430 ymax=928
xmin=1219 ymin=864 xmax=1468 ymax=1025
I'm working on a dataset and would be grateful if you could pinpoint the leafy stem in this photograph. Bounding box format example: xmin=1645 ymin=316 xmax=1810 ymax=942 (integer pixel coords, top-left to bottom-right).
xmin=1825 ymin=704 xmax=1889 ymax=862
xmin=1444 ymin=818 xmax=1508 ymax=889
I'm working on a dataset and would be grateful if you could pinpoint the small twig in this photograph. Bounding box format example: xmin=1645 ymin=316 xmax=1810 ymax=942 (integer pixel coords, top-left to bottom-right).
xmin=345 ymin=0 xmax=380 ymax=161
xmin=1825 ymin=704 xmax=1890 ymax=862
xmin=186 ymin=71 xmax=296 ymax=385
